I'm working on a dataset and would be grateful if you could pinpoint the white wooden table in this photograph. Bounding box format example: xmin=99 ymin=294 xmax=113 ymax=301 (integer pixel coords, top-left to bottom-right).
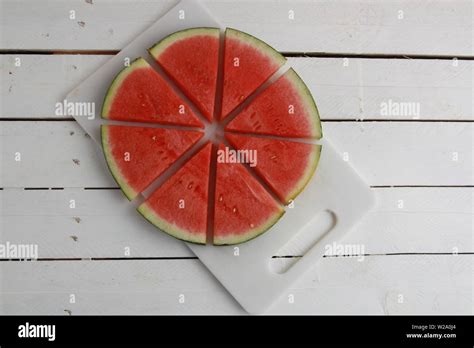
xmin=0 ymin=0 xmax=473 ymax=315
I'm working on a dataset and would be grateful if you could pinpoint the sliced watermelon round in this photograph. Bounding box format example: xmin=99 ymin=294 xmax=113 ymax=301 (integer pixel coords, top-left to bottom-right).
xmin=213 ymin=145 xmax=285 ymax=245
xmin=101 ymin=27 xmax=323 ymax=246
xmin=138 ymin=143 xmax=212 ymax=244
xmin=226 ymin=133 xmax=321 ymax=204
xmin=225 ymin=68 xmax=322 ymax=139
xmin=101 ymin=125 xmax=203 ymax=200
xmin=220 ymin=28 xmax=286 ymax=120
xmin=102 ymin=57 xmax=203 ymax=128
xmin=149 ymin=28 xmax=220 ymax=121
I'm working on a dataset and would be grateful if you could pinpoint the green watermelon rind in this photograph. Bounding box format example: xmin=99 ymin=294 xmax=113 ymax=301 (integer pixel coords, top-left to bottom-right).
xmin=225 ymin=27 xmax=287 ymax=68
xmin=285 ymin=68 xmax=323 ymax=139
xmin=100 ymin=125 xmax=137 ymax=201
xmin=214 ymin=206 xmax=285 ymax=246
xmin=148 ymin=27 xmax=220 ymax=59
xmin=286 ymin=145 xmax=322 ymax=203
xmin=101 ymin=57 xmax=149 ymax=119
xmin=137 ymin=203 xmax=206 ymax=245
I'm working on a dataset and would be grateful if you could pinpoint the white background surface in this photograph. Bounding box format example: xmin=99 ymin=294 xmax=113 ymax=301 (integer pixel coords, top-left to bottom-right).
xmin=0 ymin=0 xmax=473 ymax=314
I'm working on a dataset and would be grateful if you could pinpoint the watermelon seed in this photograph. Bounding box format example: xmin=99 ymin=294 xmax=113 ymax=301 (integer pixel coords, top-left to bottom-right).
xmin=187 ymin=182 xmax=194 ymax=189
xmin=218 ymin=194 xmax=223 ymax=202
xmin=152 ymin=136 xmax=156 ymax=141
xmin=249 ymin=223 xmax=255 ymax=228
xmin=232 ymin=207 xmax=238 ymax=214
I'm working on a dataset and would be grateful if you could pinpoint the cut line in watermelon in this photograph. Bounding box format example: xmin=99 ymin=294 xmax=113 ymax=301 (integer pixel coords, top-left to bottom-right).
xmin=138 ymin=142 xmax=212 ymax=244
xmin=101 ymin=57 xmax=203 ymax=128
xmin=213 ymin=144 xmax=285 ymax=245
xmin=226 ymin=133 xmax=321 ymax=204
xmin=225 ymin=68 xmax=322 ymax=139
xmin=101 ymin=125 xmax=203 ymax=200
xmin=100 ymin=27 xmax=323 ymax=245
xmin=149 ymin=28 xmax=220 ymax=122
xmin=220 ymin=28 xmax=287 ymax=120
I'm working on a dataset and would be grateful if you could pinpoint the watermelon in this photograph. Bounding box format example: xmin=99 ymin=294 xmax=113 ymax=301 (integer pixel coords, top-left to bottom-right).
xmin=226 ymin=133 xmax=321 ymax=204
xmin=149 ymin=28 xmax=220 ymax=121
xmin=101 ymin=125 xmax=203 ymax=200
xmin=220 ymin=28 xmax=286 ymax=119
xmin=225 ymin=68 xmax=322 ymax=139
xmin=102 ymin=57 xmax=203 ymax=128
xmin=213 ymin=144 xmax=285 ymax=245
xmin=100 ymin=27 xmax=323 ymax=246
xmin=138 ymin=143 xmax=212 ymax=244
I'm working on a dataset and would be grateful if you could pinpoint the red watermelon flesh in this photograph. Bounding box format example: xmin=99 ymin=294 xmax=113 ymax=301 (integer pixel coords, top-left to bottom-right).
xmin=102 ymin=58 xmax=203 ymax=128
xmin=226 ymin=134 xmax=321 ymax=204
xmin=213 ymin=144 xmax=284 ymax=245
xmin=101 ymin=125 xmax=203 ymax=200
xmin=226 ymin=68 xmax=322 ymax=139
xmin=220 ymin=28 xmax=286 ymax=120
xmin=149 ymin=28 xmax=220 ymax=121
xmin=137 ymin=143 xmax=212 ymax=244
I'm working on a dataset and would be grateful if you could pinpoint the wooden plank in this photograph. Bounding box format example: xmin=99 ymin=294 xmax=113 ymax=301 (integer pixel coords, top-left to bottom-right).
xmin=324 ymin=121 xmax=472 ymax=186
xmin=2 ymin=55 xmax=472 ymax=120
xmin=1 ymin=188 xmax=194 ymax=258
xmin=0 ymin=55 xmax=110 ymax=119
xmin=1 ymin=188 xmax=472 ymax=259
xmin=0 ymin=256 xmax=471 ymax=314
xmin=1 ymin=122 xmax=115 ymax=188
xmin=1 ymin=121 xmax=471 ymax=187
xmin=0 ymin=0 xmax=472 ymax=56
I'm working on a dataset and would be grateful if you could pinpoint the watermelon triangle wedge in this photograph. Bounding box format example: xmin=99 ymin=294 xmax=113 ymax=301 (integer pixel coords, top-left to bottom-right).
xmin=220 ymin=28 xmax=287 ymax=120
xmin=213 ymin=144 xmax=285 ymax=245
xmin=138 ymin=143 xmax=212 ymax=244
xmin=226 ymin=133 xmax=321 ymax=205
xmin=225 ymin=68 xmax=322 ymax=139
xmin=101 ymin=125 xmax=203 ymax=200
xmin=102 ymin=58 xmax=203 ymax=128
xmin=149 ymin=28 xmax=220 ymax=121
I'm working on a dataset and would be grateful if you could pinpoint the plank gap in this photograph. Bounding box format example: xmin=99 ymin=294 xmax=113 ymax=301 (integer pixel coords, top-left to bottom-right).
xmin=282 ymin=52 xmax=474 ymax=60
xmin=1 ymin=253 xmax=472 ymax=263
xmin=2 ymin=50 xmax=474 ymax=61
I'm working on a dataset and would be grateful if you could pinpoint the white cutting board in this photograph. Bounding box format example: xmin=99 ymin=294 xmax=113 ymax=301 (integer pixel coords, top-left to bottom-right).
xmin=66 ymin=0 xmax=375 ymax=314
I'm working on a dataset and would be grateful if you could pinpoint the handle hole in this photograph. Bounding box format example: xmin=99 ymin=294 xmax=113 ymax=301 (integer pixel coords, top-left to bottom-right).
xmin=269 ymin=210 xmax=336 ymax=274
